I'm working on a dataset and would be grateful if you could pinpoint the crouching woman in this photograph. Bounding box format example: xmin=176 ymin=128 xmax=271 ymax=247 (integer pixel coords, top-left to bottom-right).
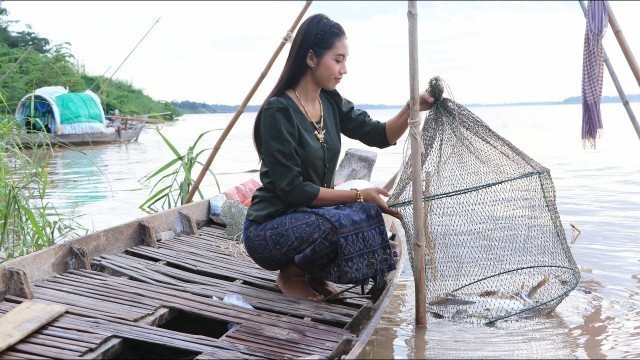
xmin=242 ymin=13 xmax=433 ymax=300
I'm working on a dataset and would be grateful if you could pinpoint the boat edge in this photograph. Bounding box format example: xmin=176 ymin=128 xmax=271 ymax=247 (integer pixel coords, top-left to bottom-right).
xmin=343 ymin=216 xmax=407 ymax=359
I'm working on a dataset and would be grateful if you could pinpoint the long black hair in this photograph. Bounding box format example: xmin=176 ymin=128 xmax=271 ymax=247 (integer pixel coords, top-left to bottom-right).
xmin=253 ymin=14 xmax=346 ymax=159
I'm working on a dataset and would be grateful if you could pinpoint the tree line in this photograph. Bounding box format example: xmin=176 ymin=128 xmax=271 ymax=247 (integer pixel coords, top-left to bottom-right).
xmin=170 ymin=100 xmax=261 ymax=114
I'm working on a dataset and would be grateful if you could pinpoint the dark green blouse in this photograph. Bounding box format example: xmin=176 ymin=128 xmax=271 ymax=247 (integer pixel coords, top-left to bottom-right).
xmin=246 ymin=89 xmax=393 ymax=224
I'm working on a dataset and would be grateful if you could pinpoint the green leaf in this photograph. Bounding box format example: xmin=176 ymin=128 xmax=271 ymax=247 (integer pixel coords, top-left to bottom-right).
xmin=156 ymin=129 xmax=182 ymax=158
xmin=139 ymin=184 xmax=172 ymax=209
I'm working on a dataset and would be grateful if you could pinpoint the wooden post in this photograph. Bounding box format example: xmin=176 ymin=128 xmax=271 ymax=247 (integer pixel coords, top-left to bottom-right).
xmin=605 ymin=1 xmax=640 ymax=88
xmin=5 ymin=267 xmax=33 ymax=299
xmin=579 ymin=1 xmax=640 ymax=141
xmin=407 ymin=0 xmax=427 ymax=327
xmin=139 ymin=221 xmax=159 ymax=248
xmin=185 ymin=1 xmax=313 ymax=204
xmin=68 ymin=244 xmax=91 ymax=271
xmin=179 ymin=210 xmax=200 ymax=236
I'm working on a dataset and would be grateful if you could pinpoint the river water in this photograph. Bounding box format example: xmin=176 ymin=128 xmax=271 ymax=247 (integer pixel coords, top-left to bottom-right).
xmin=43 ymin=103 xmax=639 ymax=358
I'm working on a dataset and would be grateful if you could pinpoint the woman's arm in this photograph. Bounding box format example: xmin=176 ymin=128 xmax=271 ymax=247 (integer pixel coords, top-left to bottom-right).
xmin=311 ymin=187 xmax=401 ymax=218
xmin=301 ymin=90 xmax=435 ymax=218
xmin=385 ymin=91 xmax=435 ymax=144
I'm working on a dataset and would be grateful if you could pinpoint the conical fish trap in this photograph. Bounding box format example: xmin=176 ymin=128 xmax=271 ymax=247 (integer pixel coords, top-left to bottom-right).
xmin=388 ymin=79 xmax=580 ymax=324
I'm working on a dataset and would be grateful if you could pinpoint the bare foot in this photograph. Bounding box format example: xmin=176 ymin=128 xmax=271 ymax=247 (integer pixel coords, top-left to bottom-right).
xmin=307 ymin=277 xmax=343 ymax=300
xmin=276 ymin=264 xmax=324 ymax=301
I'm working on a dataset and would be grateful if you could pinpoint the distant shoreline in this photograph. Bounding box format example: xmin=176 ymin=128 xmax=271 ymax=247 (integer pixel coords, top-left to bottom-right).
xmin=171 ymin=94 xmax=640 ymax=114
xmin=465 ymin=94 xmax=640 ymax=107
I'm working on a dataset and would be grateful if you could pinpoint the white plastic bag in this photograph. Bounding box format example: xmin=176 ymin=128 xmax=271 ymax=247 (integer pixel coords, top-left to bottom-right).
xmin=222 ymin=294 xmax=254 ymax=330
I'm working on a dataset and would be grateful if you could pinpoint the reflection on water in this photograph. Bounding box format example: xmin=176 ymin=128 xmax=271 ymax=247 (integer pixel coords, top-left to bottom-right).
xmin=46 ymin=148 xmax=111 ymax=206
xmin=42 ymin=104 xmax=640 ymax=357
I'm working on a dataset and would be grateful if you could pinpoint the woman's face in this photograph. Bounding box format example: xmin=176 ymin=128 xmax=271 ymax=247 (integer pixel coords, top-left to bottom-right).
xmin=312 ymin=37 xmax=348 ymax=91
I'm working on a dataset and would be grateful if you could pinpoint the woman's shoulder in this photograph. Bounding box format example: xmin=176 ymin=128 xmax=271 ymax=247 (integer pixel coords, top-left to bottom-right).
xmin=264 ymin=94 xmax=292 ymax=109
xmin=322 ymin=89 xmax=356 ymax=113
xmin=261 ymin=94 xmax=296 ymax=126
xmin=322 ymin=88 xmax=345 ymax=103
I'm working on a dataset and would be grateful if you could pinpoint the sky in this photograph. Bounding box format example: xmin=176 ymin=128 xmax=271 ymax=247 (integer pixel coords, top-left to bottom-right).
xmin=3 ymin=1 xmax=640 ymax=106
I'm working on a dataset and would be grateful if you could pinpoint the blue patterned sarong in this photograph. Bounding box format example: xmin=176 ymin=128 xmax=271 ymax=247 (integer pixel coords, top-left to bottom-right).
xmin=242 ymin=202 xmax=396 ymax=286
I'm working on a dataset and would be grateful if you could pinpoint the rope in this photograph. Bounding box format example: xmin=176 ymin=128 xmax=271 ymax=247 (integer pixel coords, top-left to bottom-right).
xmin=282 ymin=31 xmax=294 ymax=43
xmin=389 ymin=170 xmax=547 ymax=208
xmin=407 ymin=114 xmax=424 ymax=155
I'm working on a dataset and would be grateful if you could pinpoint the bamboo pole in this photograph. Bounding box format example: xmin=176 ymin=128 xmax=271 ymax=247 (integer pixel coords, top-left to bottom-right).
xmin=604 ymin=1 xmax=640 ymax=88
xmin=0 ymin=46 xmax=32 ymax=84
xmin=105 ymin=115 xmax=165 ymax=124
xmin=185 ymin=1 xmax=313 ymax=204
xmin=407 ymin=0 xmax=427 ymax=327
xmin=88 ymin=65 xmax=112 ymax=92
xmin=579 ymin=1 xmax=640 ymax=140
xmin=97 ymin=18 xmax=161 ymax=96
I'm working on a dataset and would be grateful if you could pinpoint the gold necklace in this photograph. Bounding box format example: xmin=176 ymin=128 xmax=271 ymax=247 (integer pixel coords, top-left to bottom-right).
xmin=294 ymin=89 xmax=325 ymax=143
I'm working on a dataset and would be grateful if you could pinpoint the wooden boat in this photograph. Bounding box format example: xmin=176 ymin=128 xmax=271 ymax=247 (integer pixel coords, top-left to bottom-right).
xmin=16 ymin=121 xmax=146 ymax=148
xmin=14 ymin=86 xmax=151 ymax=148
xmin=0 ymin=149 xmax=406 ymax=359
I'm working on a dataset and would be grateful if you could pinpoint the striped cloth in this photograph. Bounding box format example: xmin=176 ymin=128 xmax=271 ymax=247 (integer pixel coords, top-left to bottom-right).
xmin=581 ymin=0 xmax=608 ymax=148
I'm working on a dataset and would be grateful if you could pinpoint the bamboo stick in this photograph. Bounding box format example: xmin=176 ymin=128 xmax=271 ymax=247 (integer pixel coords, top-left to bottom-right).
xmin=97 ymin=18 xmax=161 ymax=96
xmin=603 ymin=50 xmax=640 ymax=140
xmin=407 ymin=0 xmax=427 ymax=327
xmin=185 ymin=1 xmax=313 ymax=204
xmin=579 ymin=1 xmax=640 ymax=140
xmin=105 ymin=115 xmax=165 ymax=124
xmin=604 ymin=1 xmax=640 ymax=87
xmin=0 ymin=46 xmax=32 ymax=84
xmin=87 ymin=65 xmax=112 ymax=92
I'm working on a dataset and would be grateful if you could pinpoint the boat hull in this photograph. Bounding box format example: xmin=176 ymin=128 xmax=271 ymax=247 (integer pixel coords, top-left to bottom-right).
xmin=16 ymin=122 xmax=145 ymax=148
xmin=0 ymin=197 xmax=405 ymax=359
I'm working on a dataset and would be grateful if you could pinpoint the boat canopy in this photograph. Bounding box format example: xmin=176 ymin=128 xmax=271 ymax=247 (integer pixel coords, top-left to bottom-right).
xmin=15 ymin=86 xmax=106 ymax=135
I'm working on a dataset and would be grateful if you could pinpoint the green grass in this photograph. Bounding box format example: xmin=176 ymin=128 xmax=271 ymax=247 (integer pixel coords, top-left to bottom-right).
xmin=139 ymin=128 xmax=221 ymax=212
xmin=0 ymin=105 xmax=88 ymax=262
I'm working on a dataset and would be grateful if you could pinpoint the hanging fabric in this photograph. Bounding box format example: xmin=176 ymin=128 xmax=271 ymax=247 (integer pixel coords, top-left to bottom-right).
xmin=581 ymin=0 xmax=608 ymax=148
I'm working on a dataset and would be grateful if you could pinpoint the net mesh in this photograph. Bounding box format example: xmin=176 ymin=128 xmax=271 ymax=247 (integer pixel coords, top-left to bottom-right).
xmin=387 ymin=77 xmax=580 ymax=325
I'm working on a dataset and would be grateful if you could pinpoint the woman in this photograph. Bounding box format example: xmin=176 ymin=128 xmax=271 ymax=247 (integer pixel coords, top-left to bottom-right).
xmin=242 ymin=14 xmax=434 ymax=301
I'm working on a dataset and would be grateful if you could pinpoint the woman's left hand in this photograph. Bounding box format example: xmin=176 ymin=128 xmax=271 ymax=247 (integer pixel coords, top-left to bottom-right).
xmin=419 ymin=92 xmax=435 ymax=111
xmin=360 ymin=187 xmax=401 ymax=219
xmin=406 ymin=92 xmax=435 ymax=112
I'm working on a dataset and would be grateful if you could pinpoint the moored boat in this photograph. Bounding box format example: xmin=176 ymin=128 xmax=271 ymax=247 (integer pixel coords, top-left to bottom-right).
xmin=14 ymin=86 xmax=147 ymax=148
xmin=15 ymin=121 xmax=145 ymax=148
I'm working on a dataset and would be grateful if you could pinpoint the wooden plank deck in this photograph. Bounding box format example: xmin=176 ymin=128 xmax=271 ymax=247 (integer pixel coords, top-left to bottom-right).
xmin=0 ymin=223 xmax=381 ymax=359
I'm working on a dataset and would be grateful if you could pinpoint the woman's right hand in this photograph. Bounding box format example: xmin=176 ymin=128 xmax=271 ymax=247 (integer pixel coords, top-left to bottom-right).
xmin=360 ymin=187 xmax=401 ymax=219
